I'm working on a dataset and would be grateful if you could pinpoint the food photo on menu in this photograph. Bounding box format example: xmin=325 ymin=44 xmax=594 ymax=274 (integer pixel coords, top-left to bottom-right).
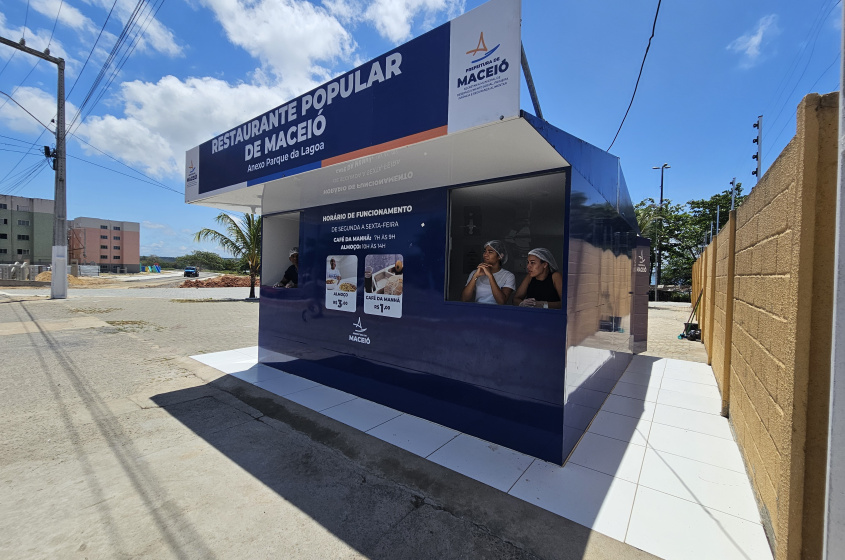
xmin=326 ymin=255 xmax=357 ymax=292
xmin=364 ymin=254 xmax=404 ymax=296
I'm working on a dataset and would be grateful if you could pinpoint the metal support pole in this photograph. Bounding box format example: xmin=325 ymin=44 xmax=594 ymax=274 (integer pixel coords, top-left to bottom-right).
xmin=0 ymin=35 xmax=67 ymax=298
xmin=520 ymin=42 xmax=543 ymax=120
xmin=658 ymin=169 xmax=663 ymax=286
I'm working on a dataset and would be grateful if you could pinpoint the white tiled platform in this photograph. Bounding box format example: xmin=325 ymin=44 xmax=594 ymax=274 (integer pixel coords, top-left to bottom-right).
xmin=192 ymin=349 xmax=772 ymax=560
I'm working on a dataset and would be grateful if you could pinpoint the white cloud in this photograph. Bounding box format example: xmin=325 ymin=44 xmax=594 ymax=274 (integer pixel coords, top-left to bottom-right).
xmin=325 ymin=0 xmax=364 ymax=23
xmin=84 ymin=0 xmax=182 ymax=57
xmin=32 ymin=0 xmax=97 ymax=34
xmin=0 ymin=13 xmax=73 ymax=66
xmin=364 ymin=0 xmax=464 ymax=43
xmin=727 ymin=14 xmax=779 ymax=68
xmin=0 ymin=87 xmax=79 ymax=134
xmin=142 ymin=221 xmax=168 ymax=229
xmin=199 ymin=0 xmax=356 ymax=95
xmin=74 ymin=75 xmax=288 ymax=177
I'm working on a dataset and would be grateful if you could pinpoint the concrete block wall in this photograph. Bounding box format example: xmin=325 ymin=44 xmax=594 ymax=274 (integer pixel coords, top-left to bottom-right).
xmin=691 ymin=92 xmax=837 ymax=560
xmin=712 ymin=211 xmax=736 ymax=415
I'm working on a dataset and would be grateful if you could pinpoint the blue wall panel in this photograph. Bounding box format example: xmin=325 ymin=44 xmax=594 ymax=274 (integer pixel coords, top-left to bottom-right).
xmin=260 ymin=184 xmax=568 ymax=463
xmin=258 ymin=119 xmax=640 ymax=465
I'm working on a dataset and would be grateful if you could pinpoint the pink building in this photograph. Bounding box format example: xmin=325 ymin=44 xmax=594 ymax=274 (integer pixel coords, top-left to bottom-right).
xmin=68 ymin=217 xmax=140 ymax=273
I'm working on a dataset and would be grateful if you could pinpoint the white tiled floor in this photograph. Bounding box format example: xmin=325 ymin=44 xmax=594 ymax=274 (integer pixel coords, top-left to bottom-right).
xmin=192 ymin=350 xmax=773 ymax=560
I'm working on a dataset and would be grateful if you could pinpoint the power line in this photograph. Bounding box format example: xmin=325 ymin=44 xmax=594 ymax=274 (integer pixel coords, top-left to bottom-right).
xmin=0 ymin=90 xmax=55 ymax=131
xmin=85 ymin=0 xmax=168 ymax=124
xmin=0 ymin=144 xmax=42 ymax=155
xmin=66 ymin=154 xmax=182 ymax=194
xmin=47 ymin=0 xmax=66 ymax=48
xmin=765 ymin=52 xmax=841 ymax=159
xmin=0 ymin=158 xmax=49 ymax=196
xmin=764 ymin=0 xmax=838 ymax=114
xmin=0 ymin=133 xmax=41 ymax=147
xmin=2 ymin=128 xmax=176 ymax=193
xmin=0 ymin=130 xmax=48 ymax=187
xmin=0 ymin=50 xmax=16 ymax=80
xmin=69 ymin=0 xmax=169 ymax=133
xmin=1 ymin=131 xmax=180 ymax=194
xmin=67 ymin=0 xmax=154 ymax=131
xmin=724 ymin=0 xmax=841 ymax=186
xmin=762 ymin=0 xmax=841 ymax=153
xmin=65 ymin=0 xmax=120 ymax=102
xmin=0 ymin=59 xmax=41 ymax=112
xmin=23 ymin=1 xmax=31 ymax=42
xmin=70 ymin=132 xmax=173 ymax=190
xmin=607 ymin=0 xmax=663 ymax=151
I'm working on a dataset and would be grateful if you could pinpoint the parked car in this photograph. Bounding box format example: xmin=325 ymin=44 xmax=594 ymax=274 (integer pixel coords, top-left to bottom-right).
xmin=184 ymin=266 xmax=199 ymax=277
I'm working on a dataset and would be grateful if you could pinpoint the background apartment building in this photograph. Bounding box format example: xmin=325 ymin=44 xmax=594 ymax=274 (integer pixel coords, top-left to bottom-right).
xmin=0 ymin=195 xmax=55 ymax=265
xmin=68 ymin=218 xmax=140 ymax=273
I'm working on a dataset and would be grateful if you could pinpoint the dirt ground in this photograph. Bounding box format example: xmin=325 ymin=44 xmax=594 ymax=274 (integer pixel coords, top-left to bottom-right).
xmin=639 ymin=302 xmax=709 ymax=363
xmin=26 ymin=271 xmax=246 ymax=289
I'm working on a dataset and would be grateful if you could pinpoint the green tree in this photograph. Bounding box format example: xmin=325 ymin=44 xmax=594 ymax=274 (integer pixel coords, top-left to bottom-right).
xmin=176 ymin=250 xmax=227 ymax=271
xmin=635 ymin=184 xmax=747 ymax=287
xmin=635 ymin=197 xmax=687 ymax=285
xmin=194 ymin=213 xmax=262 ymax=298
xmin=687 ymin=184 xmax=746 ymax=238
xmin=140 ymin=255 xmax=160 ymax=268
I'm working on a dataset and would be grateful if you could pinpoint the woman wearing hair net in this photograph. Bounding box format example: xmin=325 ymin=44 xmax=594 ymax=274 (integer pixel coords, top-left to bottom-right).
xmin=461 ymin=240 xmax=516 ymax=305
xmin=514 ymin=248 xmax=563 ymax=309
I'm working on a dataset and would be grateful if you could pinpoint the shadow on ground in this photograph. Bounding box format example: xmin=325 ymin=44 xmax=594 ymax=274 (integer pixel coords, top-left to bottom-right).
xmin=151 ymin=376 xmax=658 ymax=560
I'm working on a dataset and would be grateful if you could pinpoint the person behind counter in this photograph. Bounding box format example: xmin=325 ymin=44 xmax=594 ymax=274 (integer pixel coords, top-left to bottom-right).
xmin=514 ymin=248 xmax=563 ymax=309
xmin=274 ymin=247 xmax=299 ymax=288
xmin=461 ymin=240 xmax=515 ymax=305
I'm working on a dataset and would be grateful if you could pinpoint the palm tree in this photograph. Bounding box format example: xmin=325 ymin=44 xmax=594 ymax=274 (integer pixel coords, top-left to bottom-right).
xmin=195 ymin=213 xmax=262 ymax=298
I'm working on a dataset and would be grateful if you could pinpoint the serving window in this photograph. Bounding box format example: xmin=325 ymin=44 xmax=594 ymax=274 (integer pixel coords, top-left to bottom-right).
xmin=446 ymin=172 xmax=567 ymax=304
xmin=262 ymin=211 xmax=301 ymax=287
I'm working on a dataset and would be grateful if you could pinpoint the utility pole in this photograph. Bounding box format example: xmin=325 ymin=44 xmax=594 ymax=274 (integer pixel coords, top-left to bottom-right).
xmin=652 ymin=163 xmax=670 ymax=289
xmin=752 ymin=115 xmax=763 ymax=181
xmin=0 ymin=35 xmax=67 ymax=298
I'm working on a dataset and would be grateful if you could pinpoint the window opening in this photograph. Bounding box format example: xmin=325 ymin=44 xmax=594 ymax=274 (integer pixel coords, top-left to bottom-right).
xmin=446 ymin=173 xmax=566 ymax=306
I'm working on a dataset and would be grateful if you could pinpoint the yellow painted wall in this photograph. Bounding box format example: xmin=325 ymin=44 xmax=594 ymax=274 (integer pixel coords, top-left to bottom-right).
xmin=691 ymin=92 xmax=837 ymax=559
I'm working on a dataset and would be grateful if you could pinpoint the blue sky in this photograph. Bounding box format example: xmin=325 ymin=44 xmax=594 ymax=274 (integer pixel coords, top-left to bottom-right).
xmin=0 ymin=0 xmax=841 ymax=257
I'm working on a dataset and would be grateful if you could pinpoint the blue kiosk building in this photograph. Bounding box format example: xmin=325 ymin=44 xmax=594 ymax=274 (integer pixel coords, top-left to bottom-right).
xmin=186 ymin=0 xmax=648 ymax=464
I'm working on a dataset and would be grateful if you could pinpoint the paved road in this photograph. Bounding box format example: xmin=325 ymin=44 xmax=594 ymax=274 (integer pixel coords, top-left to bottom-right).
xmin=0 ymin=290 xmax=657 ymax=559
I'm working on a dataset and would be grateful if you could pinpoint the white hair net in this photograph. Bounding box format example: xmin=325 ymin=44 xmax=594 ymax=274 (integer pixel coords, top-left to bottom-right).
xmin=289 ymin=247 xmax=299 ymax=256
xmin=484 ymin=240 xmax=508 ymax=264
xmin=528 ymin=248 xmax=558 ymax=272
